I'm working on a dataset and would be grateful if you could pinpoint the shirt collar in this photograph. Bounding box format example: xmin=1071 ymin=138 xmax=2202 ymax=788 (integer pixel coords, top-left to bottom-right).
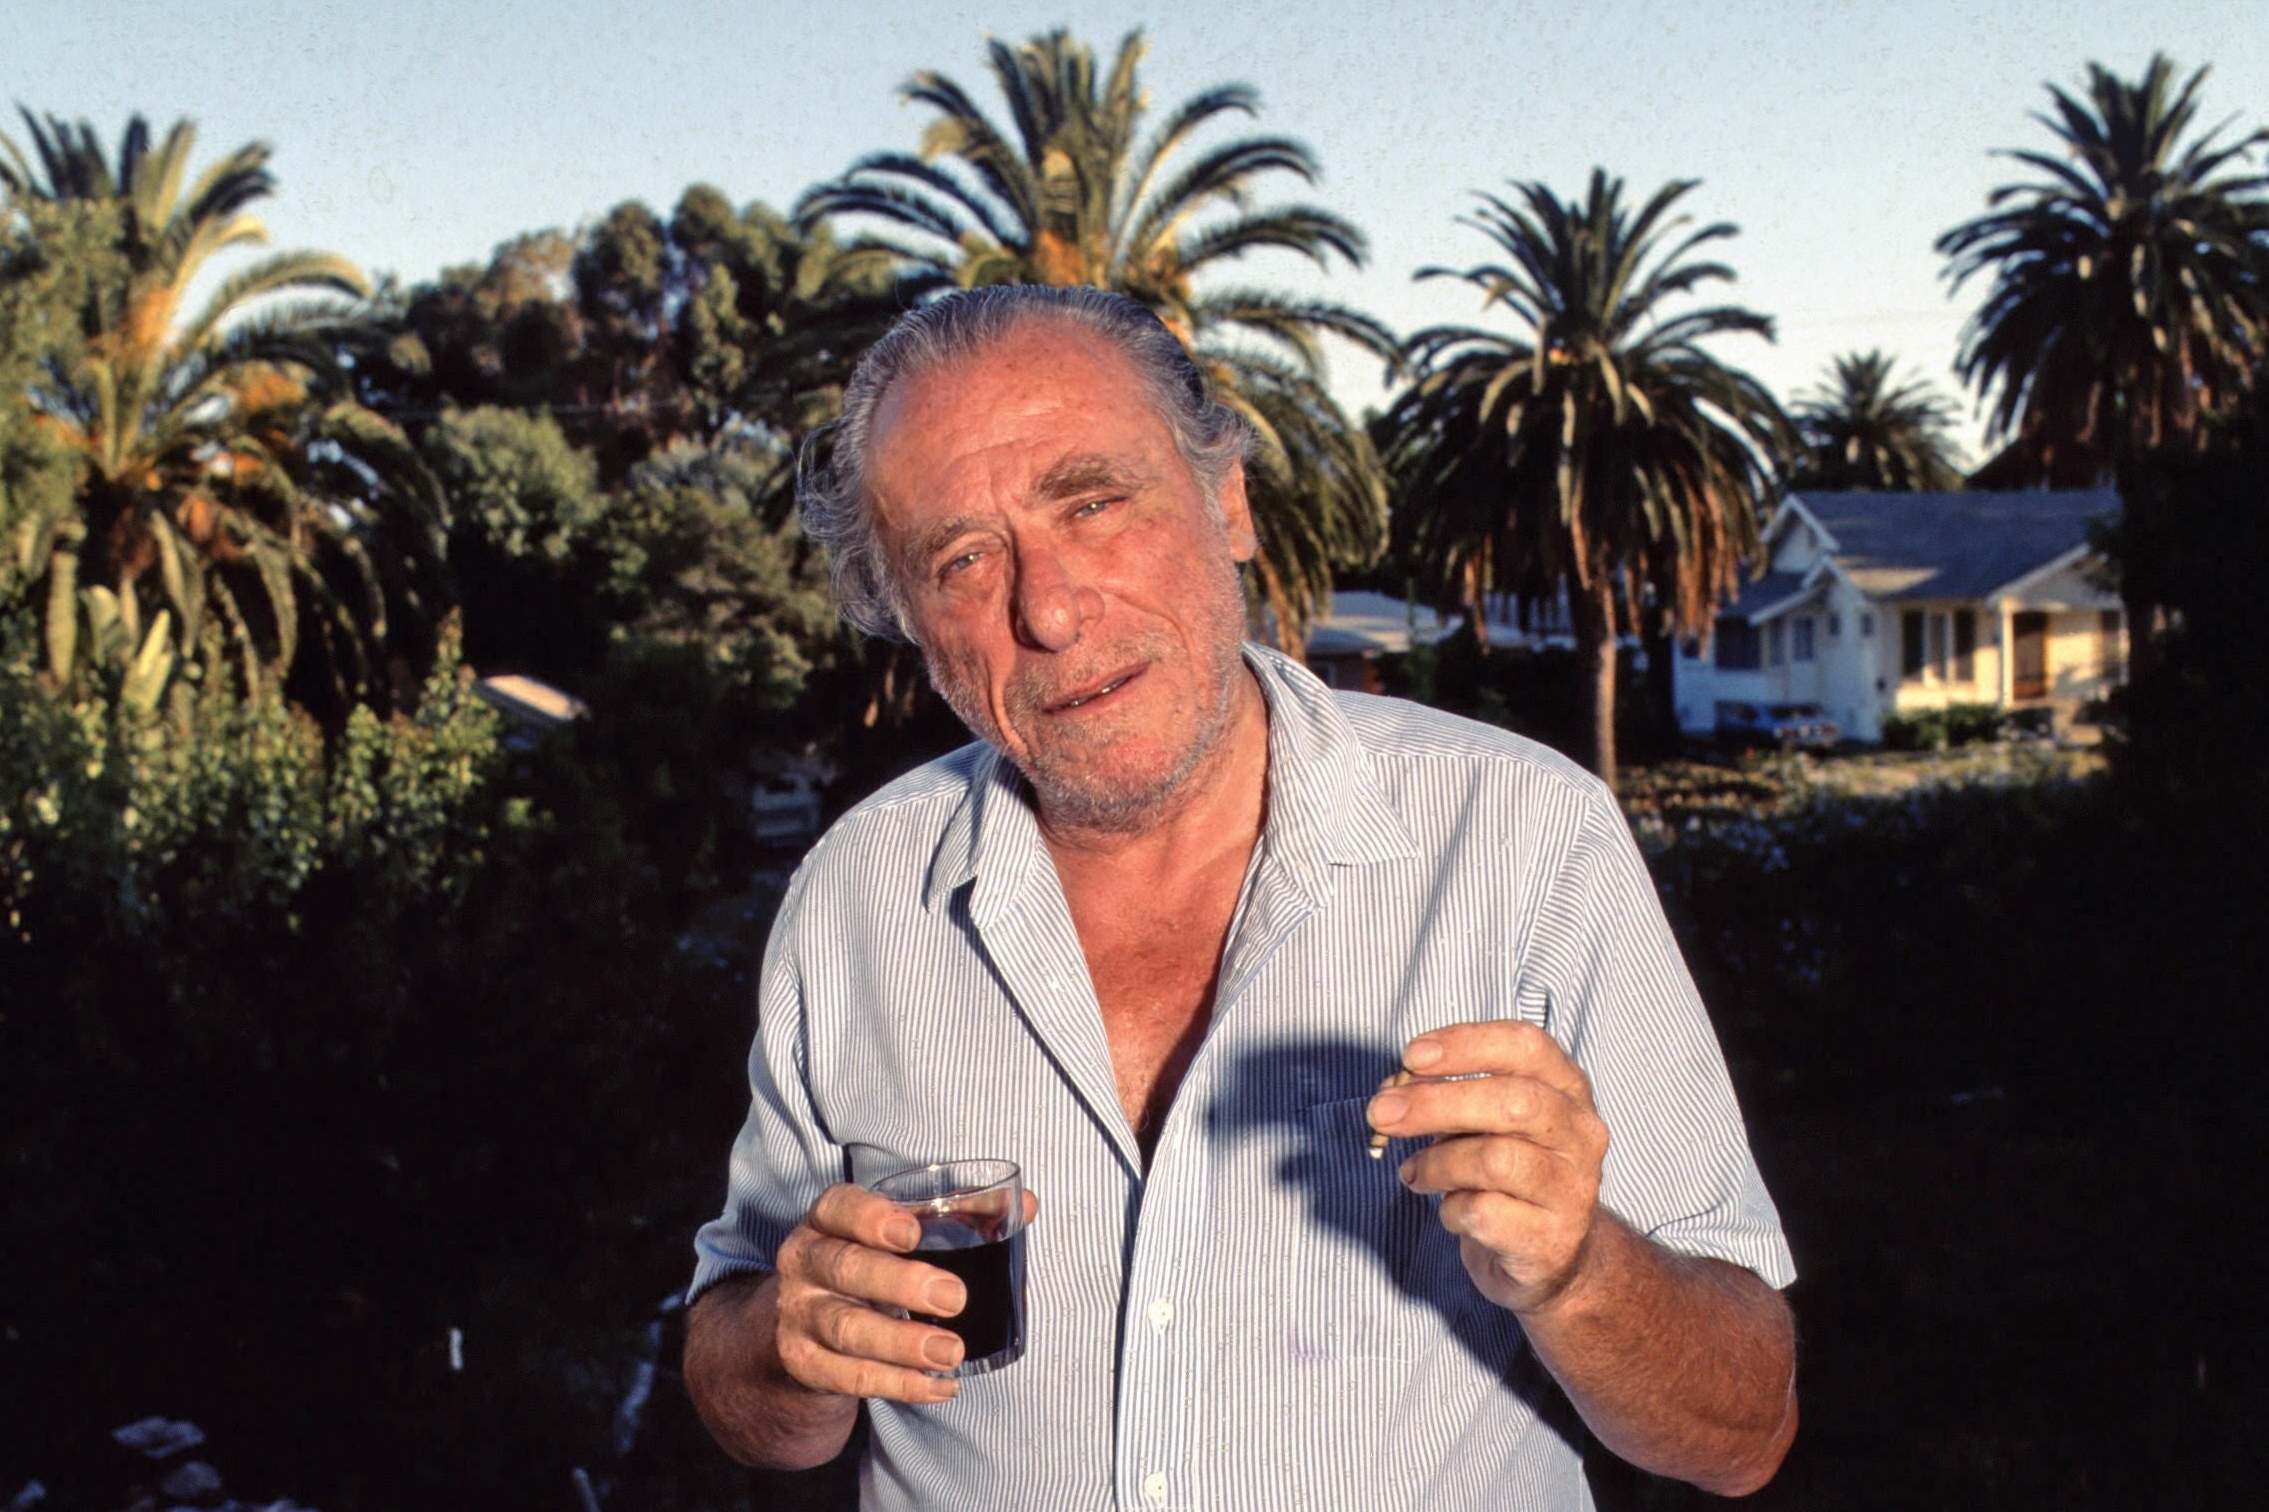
xmin=921 ymin=642 xmax=1419 ymax=918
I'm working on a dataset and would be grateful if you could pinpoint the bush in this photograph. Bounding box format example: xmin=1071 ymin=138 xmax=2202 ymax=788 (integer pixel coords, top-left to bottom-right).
xmin=0 ymin=617 xmax=772 ymax=1508
xmin=1878 ymin=708 xmax=1941 ymax=751
xmin=1881 ymin=702 xmax=2001 ymax=751
xmin=1631 ymin=756 xmax=2253 ymax=1107
xmin=1944 ymin=702 xmax=2003 ymax=745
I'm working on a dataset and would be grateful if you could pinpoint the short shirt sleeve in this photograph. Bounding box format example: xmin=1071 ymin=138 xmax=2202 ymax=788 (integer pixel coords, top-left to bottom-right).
xmin=1518 ymin=782 xmax=1795 ymax=1289
xmin=686 ymin=868 xmax=843 ymax=1306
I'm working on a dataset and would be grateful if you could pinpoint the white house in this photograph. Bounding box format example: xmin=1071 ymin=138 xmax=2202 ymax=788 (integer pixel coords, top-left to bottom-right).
xmin=1671 ymin=489 xmax=2130 ymax=743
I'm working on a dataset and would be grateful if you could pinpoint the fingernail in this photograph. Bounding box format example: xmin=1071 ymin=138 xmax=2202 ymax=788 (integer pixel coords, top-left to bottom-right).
xmin=926 ymin=1278 xmax=965 ymax=1315
xmin=1370 ymin=1091 xmax=1408 ymax=1126
xmin=1397 ymin=1158 xmax=1418 ymax=1185
xmin=1405 ymin=1039 xmax=1443 ymax=1069
xmin=886 ymin=1218 xmax=920 ymax=1250
xmin=923 ymin=1334 xmax=962 ymax=1368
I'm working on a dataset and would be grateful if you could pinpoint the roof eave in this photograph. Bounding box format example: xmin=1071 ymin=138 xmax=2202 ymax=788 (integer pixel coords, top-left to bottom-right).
xmin=1981 ymin=541 xmax=2098 ymax=603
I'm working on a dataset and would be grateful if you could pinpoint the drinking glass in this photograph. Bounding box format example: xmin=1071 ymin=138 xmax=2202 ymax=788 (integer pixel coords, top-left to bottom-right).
xmin=866 ymin=1157 xmax=1028 ymax=1377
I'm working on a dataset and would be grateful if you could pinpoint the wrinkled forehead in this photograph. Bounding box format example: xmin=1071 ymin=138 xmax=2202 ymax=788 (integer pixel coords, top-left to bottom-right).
xmin=871 ymin=313 xmax=1156 ymax=440
xmin=863 ymin=319 xmax=1182 ymax=516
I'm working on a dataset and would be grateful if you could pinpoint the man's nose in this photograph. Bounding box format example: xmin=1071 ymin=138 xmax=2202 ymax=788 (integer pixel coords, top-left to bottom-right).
xmin=1011 ymin=547 xmax=1102 ymax=651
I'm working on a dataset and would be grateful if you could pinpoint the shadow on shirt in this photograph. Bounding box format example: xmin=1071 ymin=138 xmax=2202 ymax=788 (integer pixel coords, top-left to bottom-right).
xmin=1202 ymin=1034 xmax=1577 ymax=1430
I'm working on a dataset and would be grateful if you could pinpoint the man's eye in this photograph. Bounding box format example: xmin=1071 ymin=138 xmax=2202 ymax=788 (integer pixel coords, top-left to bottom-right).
xmin=1072 ymin=497 xmax=1118 ymax=519
xmin=940 ymin=549 xmax=982 ymax=580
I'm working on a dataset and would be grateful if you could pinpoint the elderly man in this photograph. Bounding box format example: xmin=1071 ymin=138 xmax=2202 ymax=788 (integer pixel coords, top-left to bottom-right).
xmin=684 ymin=287 xmax=1796 ymax=1508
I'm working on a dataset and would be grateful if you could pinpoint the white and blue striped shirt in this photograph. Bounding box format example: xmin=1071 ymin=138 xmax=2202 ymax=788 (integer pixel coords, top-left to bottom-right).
xmin=692 ymin=645 xmax=1794 ymax=1510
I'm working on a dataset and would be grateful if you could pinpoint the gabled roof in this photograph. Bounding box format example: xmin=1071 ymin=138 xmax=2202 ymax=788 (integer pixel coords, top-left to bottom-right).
xmin=1780 ymin=488 xmax=2120 ymax=602
xmin=1722 ymin=570 xmax=1829 ymax=624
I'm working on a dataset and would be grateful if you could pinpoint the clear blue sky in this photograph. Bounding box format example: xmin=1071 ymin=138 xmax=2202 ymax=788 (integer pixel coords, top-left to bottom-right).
xmin=14 ymin=0 xmax=2268 ymax=463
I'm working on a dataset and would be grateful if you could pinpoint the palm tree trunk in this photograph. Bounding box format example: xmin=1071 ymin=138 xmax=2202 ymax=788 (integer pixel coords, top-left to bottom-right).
xmin=1575 ymin=577 xmax=1619 ymax=794
xmin=1464 ymin=553 xmax=1490 ymax=653
xmin=2112 ymin=457 xmax=2167 ymax=703
xmin=1640 ymin=618 xmax=1677 ymax=762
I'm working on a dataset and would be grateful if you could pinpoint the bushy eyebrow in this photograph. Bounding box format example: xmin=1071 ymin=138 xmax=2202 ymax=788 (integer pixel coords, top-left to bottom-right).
xmin=906 ymin=514 xmax=988 ymax=573
xmin=1033 ymin=451 xmax=1151 ymax=501
xmin=904 ymin=453 xmax=1152 ymax=572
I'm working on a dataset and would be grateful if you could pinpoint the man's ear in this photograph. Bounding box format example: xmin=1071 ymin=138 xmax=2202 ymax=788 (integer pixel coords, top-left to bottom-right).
xmin=1218 ymin=460 xmax=1258 ymax=563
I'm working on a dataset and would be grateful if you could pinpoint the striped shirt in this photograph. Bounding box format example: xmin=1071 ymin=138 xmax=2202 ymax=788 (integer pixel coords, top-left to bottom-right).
xmin=691 ymin=644 xmax=1794 ymax=1510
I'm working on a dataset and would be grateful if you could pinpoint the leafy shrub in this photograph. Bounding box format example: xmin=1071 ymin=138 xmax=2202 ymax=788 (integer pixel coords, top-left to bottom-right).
xmin=1878 ymin=708 xmax=1944 ymax=750
xmin=1632 ymin=756 xmax=2250 ymax=1108
xmin=1885 ymin=702 xmax=2031 ymax=750
xmin=0 ymin=614 xmax=771 ymax=1507
xmin=1944 ymin=702 xmax=2004 ymax=745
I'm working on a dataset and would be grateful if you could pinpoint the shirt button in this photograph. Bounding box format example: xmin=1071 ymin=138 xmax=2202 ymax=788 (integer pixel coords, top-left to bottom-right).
xmin=1142 ymin=1470 xmax=1169 ymax=1506
xmin=1146 ymin=1298 xmax=1175 ymax=1331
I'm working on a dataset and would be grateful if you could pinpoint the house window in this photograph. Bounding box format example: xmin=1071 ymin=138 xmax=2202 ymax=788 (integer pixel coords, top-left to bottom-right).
xmin=1828 ymin=611 xmax=1841 ymax=638
xmin=1861 ymin=612 xmax=1875 ymax=638
xmin=1901 ymin=610 xmax=1926 ymax=680
xmin=2100 ymin=609 xmax=2124 ymax=683
xmin=1794 ymin=617 xmax=1816 ymax=662
xmin=1953 ymin=610 xmax=1976 ymax=683
xmin=1767 ymin=620 xmax=1785 ymax=666
xmin=1927 ymin=611 xmax=1948 ymax=677
xmin=1713 ymin=617 xmax=1760 ymax=670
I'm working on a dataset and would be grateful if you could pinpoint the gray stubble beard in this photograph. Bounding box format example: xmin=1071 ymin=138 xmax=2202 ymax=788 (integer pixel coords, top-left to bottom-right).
xmin=923 ymin=554 xmax=1252 ymax=836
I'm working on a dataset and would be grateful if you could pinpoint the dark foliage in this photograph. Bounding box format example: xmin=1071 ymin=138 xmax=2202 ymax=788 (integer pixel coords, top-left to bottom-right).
xmin=1380 ymin=630 xmax=1685 ymax=769
xmin=0 ymin=634 xmax=789 ymax=1509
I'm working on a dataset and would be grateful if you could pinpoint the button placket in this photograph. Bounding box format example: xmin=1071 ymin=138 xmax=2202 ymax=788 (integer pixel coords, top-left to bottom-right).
xmin=1116 ymin=1110 xmax=1211 ymax=1512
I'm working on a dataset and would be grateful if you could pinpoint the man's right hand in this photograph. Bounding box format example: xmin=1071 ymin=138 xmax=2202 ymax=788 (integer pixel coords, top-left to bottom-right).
xmin=686 ymin=1181 xmax=1046 ymax=1466
xmin=773 ymin=1182 xmax=1039 ymax=1405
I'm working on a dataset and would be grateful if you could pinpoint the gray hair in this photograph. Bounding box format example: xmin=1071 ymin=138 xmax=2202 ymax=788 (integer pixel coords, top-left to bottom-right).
xmin=798 ymin=285 xmax=1251 ymax=641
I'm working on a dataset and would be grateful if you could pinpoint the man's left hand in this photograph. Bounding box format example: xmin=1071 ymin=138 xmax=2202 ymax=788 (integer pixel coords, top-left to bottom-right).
xmin=1367 ymin=1021 xmax=1611 ymax=1316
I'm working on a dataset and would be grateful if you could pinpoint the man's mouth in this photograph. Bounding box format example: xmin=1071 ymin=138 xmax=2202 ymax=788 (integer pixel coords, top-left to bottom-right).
xmin=1044 ymin=665 xmax=1144 ymax=714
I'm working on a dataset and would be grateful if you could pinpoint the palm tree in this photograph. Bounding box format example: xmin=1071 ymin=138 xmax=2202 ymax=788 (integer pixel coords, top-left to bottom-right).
xmin=1383 ymin=172 xmax=1787 ymax=792
xmin=1789 ymin=351 xmax=1964 ymax=491
xmin=1937 ymin=56 xmax=2269 ymax=483
xmin=2 ymin=111 xmax=443 ymax=712
xmin=794 ymin=28 xmax=1393 ymax=652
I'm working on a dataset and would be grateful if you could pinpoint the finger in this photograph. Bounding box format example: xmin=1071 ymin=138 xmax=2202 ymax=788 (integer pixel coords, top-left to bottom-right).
xmin=790 ymin=1231 xmax=970 ymax=1317
xmin=1397 ymin=1132 xmax=1587 ymax=1205
xmin=807 ymin=1183 xmax=925 ymax=1252
xmin=1402 ymin=1021 xmax=1591 ymax=1105
xmin=1437 ymin=1186 xmax=1559 ymax=1252
xmin=777 ymin=1319 xmax=960 ymax=1405
xmin=805 ymin=1292 xmax=967 ymax=1376
xmin=1370 ymin=1071 xmax=1600 ymax=1153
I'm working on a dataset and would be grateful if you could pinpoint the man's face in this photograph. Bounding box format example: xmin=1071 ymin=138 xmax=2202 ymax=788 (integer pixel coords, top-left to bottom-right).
xmin=864 ymin=318 xmax=1259 ymax=832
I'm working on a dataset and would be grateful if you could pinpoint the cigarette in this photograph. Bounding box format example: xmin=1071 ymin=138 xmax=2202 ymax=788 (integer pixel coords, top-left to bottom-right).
xmin=1367 ymin=1069 xmax=1413 ymax=1159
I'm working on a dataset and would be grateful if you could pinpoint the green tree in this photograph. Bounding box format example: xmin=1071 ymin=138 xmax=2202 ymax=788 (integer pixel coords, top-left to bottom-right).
xmin=1789 ymin=350 xmax=1964 ymax=492
xmin=1 ymin=111 xmax=445 ymax=714
xmin=603 ymin=440 xmax=837 ymax=708
xmin=796 ymin=28 xmax=1394 ymax=651
xmin=3 ymin=198 xmax=119 ymax=603
xmin=1383 ymin=172 xmax=1787 ymax=792
xmin=1937 ymin=56 xmax=2269 ymax=677
xmin=358 ymin=189 xmax=898 ymax=492
xmin=417 ymin=405 xmax=608 ymax=677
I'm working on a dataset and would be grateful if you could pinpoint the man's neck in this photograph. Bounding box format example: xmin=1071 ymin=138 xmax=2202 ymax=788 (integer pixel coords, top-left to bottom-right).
xmin=1034 ymin=667 xmax=1270 ymax=891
